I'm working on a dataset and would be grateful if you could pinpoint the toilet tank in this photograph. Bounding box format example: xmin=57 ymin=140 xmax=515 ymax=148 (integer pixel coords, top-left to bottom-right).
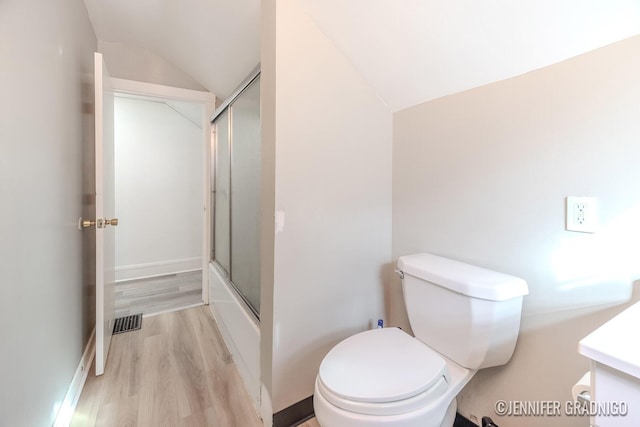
xmin=397 ymin=253 xmax=528 ymax=370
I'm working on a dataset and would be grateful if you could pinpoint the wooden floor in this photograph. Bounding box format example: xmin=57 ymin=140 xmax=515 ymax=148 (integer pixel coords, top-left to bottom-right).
xmin=72 ymin=306 xmax=262 ymax=427
xmin=115 ymin=271 xmax=203 ymax=317
xmin=72 ymin=304 xmax=322 ymax=427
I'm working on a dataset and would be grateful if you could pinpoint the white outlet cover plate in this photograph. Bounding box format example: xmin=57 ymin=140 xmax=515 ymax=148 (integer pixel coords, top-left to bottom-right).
xmin=566 ymin=196 xmax=598 ymax=233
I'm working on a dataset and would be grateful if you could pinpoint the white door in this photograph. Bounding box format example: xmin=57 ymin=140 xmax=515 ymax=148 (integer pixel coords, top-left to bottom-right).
xmin=94 ymin=52 xmax=116 ymax=375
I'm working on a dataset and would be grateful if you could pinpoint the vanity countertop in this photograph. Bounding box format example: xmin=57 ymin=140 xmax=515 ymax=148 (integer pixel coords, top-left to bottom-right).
xmin=579 ymin=301 xmax=640 ymax=379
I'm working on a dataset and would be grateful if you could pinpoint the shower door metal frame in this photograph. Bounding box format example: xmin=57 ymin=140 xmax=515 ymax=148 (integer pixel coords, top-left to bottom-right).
xmin=211 ymin=66 xmax=261 ymax=319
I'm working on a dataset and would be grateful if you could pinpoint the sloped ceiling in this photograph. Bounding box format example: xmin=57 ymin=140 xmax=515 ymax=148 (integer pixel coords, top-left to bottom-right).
xmin=298 ymin=0 xmax=640 ymax=111
xmin=84 ymin=0 xmax=640 ymax=111
xmin=83 ymin=0 xmax=260 ymax=100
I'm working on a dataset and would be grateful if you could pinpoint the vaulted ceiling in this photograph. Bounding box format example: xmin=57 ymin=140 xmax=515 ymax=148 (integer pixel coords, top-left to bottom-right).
xmin=84 ymin=0 xmax=640 ymax=110
xmin=83 ymin=0 xmax=261 ymax=100
xmin=299 ymin=0 xmax=640 ymax=111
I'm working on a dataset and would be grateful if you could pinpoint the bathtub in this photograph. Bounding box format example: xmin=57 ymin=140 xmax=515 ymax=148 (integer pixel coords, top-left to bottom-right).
xmin=208 ymin=262 xmax=261 ymax=411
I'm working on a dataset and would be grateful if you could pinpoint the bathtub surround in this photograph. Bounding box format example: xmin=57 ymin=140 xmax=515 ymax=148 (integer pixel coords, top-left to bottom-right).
xmin=209 ymin=264 xmax=262 ymax=411
xmin=207 ymin=70 xmax=263 ymax=414
xmin=392 ymin=35 xmax=640 ymax=427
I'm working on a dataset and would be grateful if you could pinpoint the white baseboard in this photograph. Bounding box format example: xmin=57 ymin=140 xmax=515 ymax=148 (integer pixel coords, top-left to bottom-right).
xmin=53 ymin=328 xmax=96 ymax=427
xmin=115 ymin=257 xmax=202 ymax=281
xmin=142 ymin=301 xmax=204 ymax=318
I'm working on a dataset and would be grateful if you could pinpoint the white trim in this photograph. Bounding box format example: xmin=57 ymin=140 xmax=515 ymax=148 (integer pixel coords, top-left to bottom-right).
xmin=142 ymin=301 xmax=205 ymax=318
xmin=115 ymin=257 xmax=202 ymax=281
xmin=111 ymin=78 xmax=216 ymax=104
xmin=109 ymin=77 xmax=214 ymax=307
xmin=201 ymin=110 xmax=213 ymax=305
xmin=53 ymin=328 xmax=96 ymax=427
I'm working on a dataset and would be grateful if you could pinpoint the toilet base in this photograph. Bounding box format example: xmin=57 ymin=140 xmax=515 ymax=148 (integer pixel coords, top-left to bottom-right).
xmin=314 ymin=388 xmax=457 ymax=427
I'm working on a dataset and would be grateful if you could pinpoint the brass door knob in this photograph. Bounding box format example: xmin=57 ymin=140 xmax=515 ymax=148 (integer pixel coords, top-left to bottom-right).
xmin=81 ymin=218 xmax=118 ymax=228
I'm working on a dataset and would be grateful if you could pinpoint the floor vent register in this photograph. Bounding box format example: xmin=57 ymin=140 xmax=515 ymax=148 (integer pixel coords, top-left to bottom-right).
xmin=113 ymin=313 xmax=142 ymax=334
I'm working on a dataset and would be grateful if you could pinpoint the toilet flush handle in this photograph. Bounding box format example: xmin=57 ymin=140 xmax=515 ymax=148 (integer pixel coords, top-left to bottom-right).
xmin=394 ymin=269 xmax=404 ymax=279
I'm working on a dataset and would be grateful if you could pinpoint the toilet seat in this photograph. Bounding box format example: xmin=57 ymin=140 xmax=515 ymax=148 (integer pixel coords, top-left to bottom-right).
xmin=317 ymin=328 xmax=450 ymax=416
xmin=317 ymin=374 xmax=449 ymax=416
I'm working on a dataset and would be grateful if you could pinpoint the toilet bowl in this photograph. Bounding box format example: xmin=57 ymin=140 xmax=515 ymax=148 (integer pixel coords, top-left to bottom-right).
xmin=314 ymin=327 xmax=472 ymax=427
xmin=314 ymin=253 xmax=529 ymax=427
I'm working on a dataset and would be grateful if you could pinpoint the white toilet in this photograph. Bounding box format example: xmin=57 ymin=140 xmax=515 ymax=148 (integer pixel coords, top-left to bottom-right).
xmin=314 ymin=253 xmax=529 ymax=427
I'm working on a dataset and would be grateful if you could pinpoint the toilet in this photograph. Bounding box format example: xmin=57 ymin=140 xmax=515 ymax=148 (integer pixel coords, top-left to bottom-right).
xmin=314 ymin=253 xmax=529 ymax=427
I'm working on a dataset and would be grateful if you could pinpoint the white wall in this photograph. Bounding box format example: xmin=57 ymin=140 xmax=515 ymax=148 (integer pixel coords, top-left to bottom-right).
xmin=0 ymin=0 xmax=96 ymax=425
xmin=114 ymin=96 xmax=203 ymax=280
xmin=392 ymin=35 xmax=640 ymax=427
xmin=99 ymin=41 xmax=207 ymax=92
xmin=261 ymin=0 xmax=393 ymax=413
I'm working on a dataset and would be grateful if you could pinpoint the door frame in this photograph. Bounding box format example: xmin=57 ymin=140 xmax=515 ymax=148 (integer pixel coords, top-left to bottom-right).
xmin=110 ymin=78 xmax=217 ymax=304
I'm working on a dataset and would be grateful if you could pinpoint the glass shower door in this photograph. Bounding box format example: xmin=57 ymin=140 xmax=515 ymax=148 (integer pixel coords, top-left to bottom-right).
xmin=230 ymin=78 xmax=261 ymax=315
xmin=212 ymin=75 xmax=261 ymax=317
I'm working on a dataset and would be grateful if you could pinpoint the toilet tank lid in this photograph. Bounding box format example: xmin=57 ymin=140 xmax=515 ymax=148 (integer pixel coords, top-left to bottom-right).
xmin=397 ymin=253 xmax=528 ymax=301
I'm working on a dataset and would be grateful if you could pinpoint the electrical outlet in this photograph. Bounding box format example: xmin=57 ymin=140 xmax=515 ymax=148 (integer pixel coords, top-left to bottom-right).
xmin=566 ymin=196 xmax=598 ymax=233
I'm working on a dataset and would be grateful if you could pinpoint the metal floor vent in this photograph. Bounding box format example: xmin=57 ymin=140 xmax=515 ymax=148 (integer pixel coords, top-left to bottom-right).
xmin=113 ymin=313 xmax=142 ymax=334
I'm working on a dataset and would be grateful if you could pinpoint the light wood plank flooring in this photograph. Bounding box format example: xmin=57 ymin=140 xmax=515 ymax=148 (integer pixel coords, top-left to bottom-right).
xmin=115 ymin=271 xmax=203 ymax=317
xmin=71 ymin=306 xmax=262 ymax=427
xmin=73 ymin=304 xmax=323 ymax=427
